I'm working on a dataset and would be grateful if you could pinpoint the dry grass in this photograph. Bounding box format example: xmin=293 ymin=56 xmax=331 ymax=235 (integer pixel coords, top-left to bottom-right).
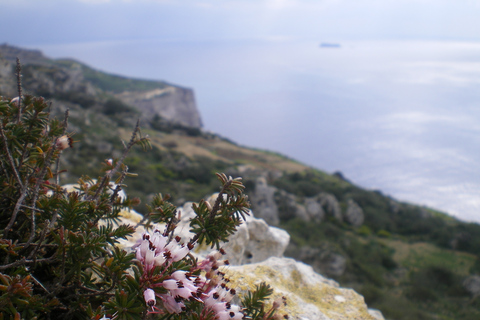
xmin=143 ymin=129 xmax=309 ymax=173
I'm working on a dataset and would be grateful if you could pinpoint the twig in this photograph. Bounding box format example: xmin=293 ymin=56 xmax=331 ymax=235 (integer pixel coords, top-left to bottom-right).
xmin=20 ymin=205 xmax=44 ymax=213
xmin=109 ymin=168 xmax=127 ymax=204
xmin=24 ymin=133 xmax=61 ymax=246
xmin=55 ymin=110 xmax=69 ymax=186
xmin=0 ymin=119 xmax=23 ymax=188
xmin=30 ymin=274 xmax=50 ymax=294
xmin=17 ymin=109 xmax=41 ymax=173
xmin=4 ymin=187 xmax=29 ymax=237
xmin=15 ymin=57 xmax=23 ymax=123
xmin=189 ymin=180 xmax=232 ymax=246
xmin=0 ymin=254 xmax=57 ymax=271
xmin=77 ymin=280 xmax=117 ymax=297
xmin=90 ymin=119 xmax=140 ymax=202
xmin=27 ymin=215 xmax=57 ymax=260
xmin=209 ymin=180 xmax=233 ymax=222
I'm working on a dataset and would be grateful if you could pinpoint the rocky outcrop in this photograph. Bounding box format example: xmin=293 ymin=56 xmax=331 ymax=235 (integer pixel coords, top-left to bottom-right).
xmin=345 ymin=199 xmax=364 ymax=227
xmin=305 ymin=196 xmax=326 ymax=223
xmin=275 ymin=189 xmax=310 ymax=223
xmin=115 ymin=86 xmax=203 ymax=128
xmin=463 ymin=275 xmax=480 ymax=297
xmin=228 ymin=257 xmax=380 ymax=320
xmin=244 ymin=176 xmax=279 ymax=225
xmin=249 ymin=178 xmax=365 ymax=227
xmin=318 ymin=193 xmax=343 ymax=222
xmin=23 ymin=63 xmax=97 ymax=98
xmin=292 ymin=246 xmax=347 ymax=277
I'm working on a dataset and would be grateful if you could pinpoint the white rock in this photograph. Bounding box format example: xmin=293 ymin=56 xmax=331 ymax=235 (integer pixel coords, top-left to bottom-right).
xmin=225 ymin=257 xmax=382 ymax=320
xmin=368 ymin=309 xmax=385 ymax=320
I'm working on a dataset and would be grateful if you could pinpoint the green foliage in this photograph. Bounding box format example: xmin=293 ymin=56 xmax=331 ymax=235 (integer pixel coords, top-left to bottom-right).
xmin=150 ymin=115 xmax=202 ymax=137
xmin=376 ymin=229 xmax=391 ymax=238
xmin=242 ymin=282 xmax=285 ymax=320
xmin=103 ymin=98 xmax=137 ymax=116
xmin=189 ymin=173 xmax=250 ymax=249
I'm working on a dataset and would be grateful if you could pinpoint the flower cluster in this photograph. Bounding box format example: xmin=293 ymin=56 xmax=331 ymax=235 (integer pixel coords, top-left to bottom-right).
xmin=135 ymin=229 xmax=243 ymax=319
xmin=135 ymin=229 xmax=192 ymax=272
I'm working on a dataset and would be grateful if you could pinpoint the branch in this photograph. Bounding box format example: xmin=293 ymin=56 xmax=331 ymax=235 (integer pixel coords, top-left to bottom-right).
xmin=15 ymin=57 xmax=23 ymax=123
xmin=4 ymin=186 xmax=29 ymax=237
xmin=17 ymin=108 xmax=41 ymax=173
xmin=0 ymin=254 xmax=57 ymax=271
xmin=24 ymin=133 xmax=62 ymax=246
xmin=55 ymin=110 xmax=70 ymax=186
xmin=27 ymin=215 xmax=58 ymax=260
xmin=90 ymin=119 xmax=140 ymax=202
xmin=209 ymin=179 xmax=233 ymax=223
xmin=0 ymin=118 xmax=23 ymax=188
xmin=189 ymin=178 xmax=233 ymax=246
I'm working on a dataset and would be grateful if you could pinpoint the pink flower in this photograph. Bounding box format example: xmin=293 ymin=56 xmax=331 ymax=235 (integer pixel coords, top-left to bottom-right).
xmin=143 ymin=288 xmax=156 ymax=310
xmin=158 ymin=294 xmax=185 ymax=314
xmin=215 ymin=310 xmax=243 ymax=320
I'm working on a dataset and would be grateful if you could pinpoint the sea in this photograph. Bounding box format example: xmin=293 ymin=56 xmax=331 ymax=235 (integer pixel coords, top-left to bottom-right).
xmin=31 ymin=38 xmax=480 ymax=223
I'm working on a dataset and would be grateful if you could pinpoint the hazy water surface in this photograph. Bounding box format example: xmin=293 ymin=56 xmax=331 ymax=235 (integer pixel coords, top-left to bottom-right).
xmin=35 ymin=39 xmax=480 ymax=223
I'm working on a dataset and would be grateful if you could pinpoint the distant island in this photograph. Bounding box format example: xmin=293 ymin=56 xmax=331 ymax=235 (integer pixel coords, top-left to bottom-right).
xmin=319 ymin=42 xmax=341 ymax=48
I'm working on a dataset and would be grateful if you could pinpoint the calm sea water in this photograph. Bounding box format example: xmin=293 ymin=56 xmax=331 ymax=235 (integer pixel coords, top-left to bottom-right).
xmin=34 ymin=38 xmax=480 ymax=223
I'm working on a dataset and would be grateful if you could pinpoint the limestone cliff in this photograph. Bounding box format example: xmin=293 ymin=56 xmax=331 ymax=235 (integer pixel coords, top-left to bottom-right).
xmin=115 ymin=86 xmax=202 ymax=128
xmin=0 ymin=44 xmax=202 ymax=128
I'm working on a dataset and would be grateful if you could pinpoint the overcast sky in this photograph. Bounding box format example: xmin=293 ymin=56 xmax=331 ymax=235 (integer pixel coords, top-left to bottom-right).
xmin=2 ymin=0 xmax=480 ymax=47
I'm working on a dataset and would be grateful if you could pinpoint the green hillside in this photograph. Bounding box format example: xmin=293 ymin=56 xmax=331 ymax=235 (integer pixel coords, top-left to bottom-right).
xmin=1 ymin=47 xmax=479 ymax=320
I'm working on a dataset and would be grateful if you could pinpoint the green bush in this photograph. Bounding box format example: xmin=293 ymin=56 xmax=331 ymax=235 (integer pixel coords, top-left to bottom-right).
xmin=103 ymin=98 xmax=136 ymax=115
xmin=0 ymin=80 xmax=284 ymax=319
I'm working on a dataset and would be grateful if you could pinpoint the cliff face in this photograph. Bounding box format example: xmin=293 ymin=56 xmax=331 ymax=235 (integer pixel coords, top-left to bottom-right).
xmin=0 ymin=44 xmax=202 ymax=128
xmin=115 ymin=86 xmax=202 ymax=128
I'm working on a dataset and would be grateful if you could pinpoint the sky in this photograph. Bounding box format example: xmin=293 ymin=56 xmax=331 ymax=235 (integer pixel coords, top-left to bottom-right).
xmin=1 ymin=0 xmax=480 ymax=46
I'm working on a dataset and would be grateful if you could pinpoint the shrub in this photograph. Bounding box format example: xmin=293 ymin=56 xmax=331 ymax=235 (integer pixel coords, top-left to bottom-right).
xmin=0 ymin=68 xmax=287 ymax=319
xmin=376 ymin=229 xmax=391 ymax=238
xmin=103 ymin=98 xmax=136 ymax=115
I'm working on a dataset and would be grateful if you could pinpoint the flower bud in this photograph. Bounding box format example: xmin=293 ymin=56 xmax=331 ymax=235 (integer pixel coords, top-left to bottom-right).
xmin=143 ymin=288 xmax=156 ymax=308
xmin=56 ymin=135 xmax=73 ymax=151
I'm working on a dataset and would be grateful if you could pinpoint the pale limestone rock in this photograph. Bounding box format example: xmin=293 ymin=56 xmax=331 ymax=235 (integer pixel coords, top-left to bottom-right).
xmin=463 ymin=275 xmax=480 ymax=296
xmin=345 ymin=199 xmax=364 ymax=227
xmin=318 ymin=193 xmax=343 ymax=222
xmin=368 ymin=309 xmax=385 ymax=320
xmin=116 ymin=86 xmax=202 ymax=128
xmin=305 ymin=197 xmax=326 ymax=223
xmin=249 ymin=176 xmax=280 ymax=225
xmin=241 ymin=215 xmax=290 ymax=264
xmin=225 ymin=257 xmax=381 ymax=320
